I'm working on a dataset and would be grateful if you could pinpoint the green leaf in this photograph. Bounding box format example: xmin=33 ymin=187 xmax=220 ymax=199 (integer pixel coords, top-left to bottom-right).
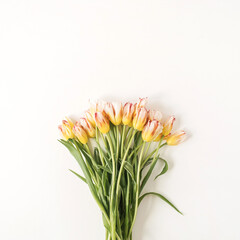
xmin=155 ymin=157 xmax=168 ymax=180
xmin=98 ymin=165 xmax=112 ymax=174
xmin=138 ymin=192 xmax=183 ymax=215
xmin=69 ymin=169 xmax=87 ymax=183
xmin=140 ymin=155 xmax=159 ymax=193
xmin=123 ymin=161 xmax=135 ymax=182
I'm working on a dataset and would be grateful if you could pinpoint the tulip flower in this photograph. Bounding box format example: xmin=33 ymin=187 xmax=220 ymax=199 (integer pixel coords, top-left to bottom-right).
xmin=148 ymin=110 xmax=162 ymax=122
xmin=105 ymin=102 xmax=123 ymax=125
xmin=85 ymin=110 xmax=96 ymax=127
xmin=94 ymin=111 xmax=110 ymax=134
xmin=79 ymin=118 xmax=96 ymax=138
xmin=122 ymin=102 xmax=135 ymax=126
xmin=166 ymin=130 xmax=186 ymax=145
xmin=90 ymin=100 xmax=107 ymax=116
xmin=133 ymin=107 xmax=148 ymax=131
xmin=58 ymin=117 xmax=75 ymax=140
xmin=142 ymin=120 xmax=163 ymax=142
xmin=72 ymin=123 xmax=88 ymax=144
xmin=162 ymin=116 xmax=175 ymax=136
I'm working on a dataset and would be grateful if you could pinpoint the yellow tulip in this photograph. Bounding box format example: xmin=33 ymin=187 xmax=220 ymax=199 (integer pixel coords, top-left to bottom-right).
xmin=142 ymin=120 xmax=163 ymax=142
xmin=133 ymin=107 xmax=148 ymax=131
xmin=105 ymin=102 xmax=123 ymax=125
xmin=166 ymin=130 xmax=186 ymax=146
xmin=79 ymin=118 xmax=96 ymax=138
xmin=85 ymin=110 xmax=96 ymax=127
xmin=72 ymin=123 xmax=88 ymax=144
xmin=89 ymin=100 xmax=107 ymax=116
xmin=94 ymin=111 xmax=110 ymax=134
xmin=58 ymin=117 xmax=75 ymax=140
xmin=162 ymin=116 xmax=175 ymax=136
xmin=122 ymin=102 xmax=135 ymax=125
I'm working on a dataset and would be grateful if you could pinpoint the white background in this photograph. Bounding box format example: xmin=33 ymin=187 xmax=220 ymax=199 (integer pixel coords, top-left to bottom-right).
xmin=1 ymin=0 xmax=240 ymax=239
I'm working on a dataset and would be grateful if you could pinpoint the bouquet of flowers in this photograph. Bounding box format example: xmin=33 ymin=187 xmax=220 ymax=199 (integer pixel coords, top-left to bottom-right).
xmin=58 ymin=98 xmax=186 ymax=240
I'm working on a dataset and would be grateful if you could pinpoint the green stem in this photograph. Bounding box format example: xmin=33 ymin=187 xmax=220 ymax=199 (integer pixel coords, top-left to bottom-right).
xmin=128 ymin=141 xmax=146 ymax=239
xmin=95 ymin=128 xmax=105 ymax=166
xmin=140 ymin=139 xmax=166 ymax=194
xmin=106 ymin=134 xmax=117 ymax=240
xmin=115 ymin=130 xmax=137 ymax=208
xmin=121 ymin=125 xmax=126 ymax=158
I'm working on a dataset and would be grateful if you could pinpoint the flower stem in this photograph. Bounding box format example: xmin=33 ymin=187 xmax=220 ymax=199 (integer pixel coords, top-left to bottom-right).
xmin=128 ymin=141 xmax=146 ymax=239
xmin=106 ymin=134 xmax=117 ymax=240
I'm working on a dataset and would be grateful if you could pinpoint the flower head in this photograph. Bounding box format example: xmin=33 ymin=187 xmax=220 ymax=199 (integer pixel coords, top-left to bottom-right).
xmin=166 ymin=130 xmax=186 ymax=145
xmin=105 ymin=102 xmax=123 ymax=125
xmin=58 ymin=117 xmax=74 ymax=140
xmin=162 ymin=116 xmax=175 ymax=136
xmin=85 ymin=110 xmax=96 ymax=127
xmin=95 ymin=111 xmax=110 ymax=134
xmin=90 ymin=100 xmax=107 ymax=116
xmin=72 ymin=123 xmax=88 ymax=144
xmin=122 ymin=102 xmax=135 ymax=126
xmin=142 ymin=120 xmax=163 ymax=142
xmin=148 ymin=110 xmax=162 ymax=122
xmin=79 ymin=118 xmax=96 ymax=138
xmin=133 ymin=107 xmax=148 ymax=131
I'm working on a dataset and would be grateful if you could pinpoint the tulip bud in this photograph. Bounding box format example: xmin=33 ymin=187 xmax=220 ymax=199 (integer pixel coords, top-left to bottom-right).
xmin=142 ymin=120 xmax=163 ymax=142
xmin=148 ymin=110 xmax=162 ymax=122
xmin=79 ymin=118 xmax=96 ymax=138
xmin=90 ymin=100 xmax=107 ymax=116
xmin=166 ymin=130 xmax=186 ymax=146
xmin=94 ymin=111 xmax=110 ymax=134
xmin=162 ymin=116 xmax=175 ymax=136
xmin=122 ymin=102 xmax=135 ymax=125
xmin=105 ymin=102 xmax=123 ymax=125
xmin=72 ymin=123 xmax=88 ymax=144
xmin=133 ymin=107 xmax=148 ymax=131
xmin=58 ymin=117 xmax=75 ymax=140
xmin=85 ymin=110 xmax=96 ymax=127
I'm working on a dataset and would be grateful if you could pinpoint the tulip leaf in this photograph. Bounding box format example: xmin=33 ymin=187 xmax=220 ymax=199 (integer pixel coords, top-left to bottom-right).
xmin=155 ymin=157 xmax=168 ymax=180
xmin=69 ymin=169 xmax=87 ymax=183
xmin=138 ymin=192 xmax=183 ymax=215
xmin=123 ymin=161 xmax=135 ymax=182
xmin=140 ymin=155 xmax=159 ymax=193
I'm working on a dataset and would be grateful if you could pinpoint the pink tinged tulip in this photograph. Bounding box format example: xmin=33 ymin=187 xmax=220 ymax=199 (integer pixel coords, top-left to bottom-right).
xmin=89 ymin=100 xmax=107 ymax=116
xmin=166 ymin=130 xmax=186 ymax=146
xmin=58 ymin=117 xmax=75 ymax=140
xmin=85 ymin=110 xmax=96 ymax=127
xmin=142 ymin=120 xmax=163 ymax=142
xmin=122 ymin=102 xmax=135 ymax=125
xmin=72 ymin=124 xmax=88 ymax=144
xmin=148 ymin=110 xmax=163 ymax=122
xmin=162 ymin=116 xmax=175 ymax=136
xmin=79 ymin=118 xmax=96 ymax=138
xmin=105 ymin=102 xmax=123 ymax=125
xmin=133 ymin=107 xmax=148 ymax=131
xmin=94 ymin=111 xmax=110 ymax=134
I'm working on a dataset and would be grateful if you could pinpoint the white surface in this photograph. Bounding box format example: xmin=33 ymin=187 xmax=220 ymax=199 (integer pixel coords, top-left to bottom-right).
xmin=0 ymin=0 xmax=240 ymax=239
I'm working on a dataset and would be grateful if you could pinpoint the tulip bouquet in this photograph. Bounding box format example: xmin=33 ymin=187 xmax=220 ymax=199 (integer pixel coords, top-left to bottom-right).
xmin=58 ymin=98 xmax=186 ymax=240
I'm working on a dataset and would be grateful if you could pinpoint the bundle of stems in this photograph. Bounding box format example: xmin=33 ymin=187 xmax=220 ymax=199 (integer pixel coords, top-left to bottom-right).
xmin=58 ymin=99 xmax=185 ymax=240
